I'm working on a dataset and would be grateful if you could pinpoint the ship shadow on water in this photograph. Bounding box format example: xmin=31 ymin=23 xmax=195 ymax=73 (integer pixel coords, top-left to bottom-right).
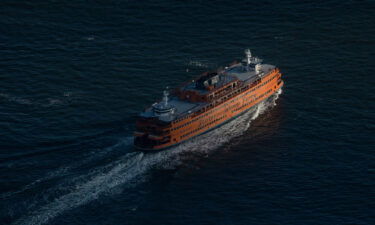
xmin=13 ymin=90 xmax=282 ymax=225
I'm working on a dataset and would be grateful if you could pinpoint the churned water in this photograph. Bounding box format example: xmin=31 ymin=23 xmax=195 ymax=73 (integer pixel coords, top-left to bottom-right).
xmin=0 ymin=1 xmax=374 ymax=225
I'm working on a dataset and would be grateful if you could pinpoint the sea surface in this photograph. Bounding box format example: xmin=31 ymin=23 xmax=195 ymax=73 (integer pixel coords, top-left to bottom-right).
xmin=1 ymin=1 xmax=374 ymax=225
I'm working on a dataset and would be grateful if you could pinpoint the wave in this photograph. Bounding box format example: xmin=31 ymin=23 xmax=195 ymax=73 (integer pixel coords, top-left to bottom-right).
xmin=0 ymin=91 xmax=81 ymax=108
xmin=0 ymin=93 xmax=33 ymax=106
xmin=13 ymin=90 xmax=282 ymax=225
xmin=1 ymin=137 xmax=133 ymax=200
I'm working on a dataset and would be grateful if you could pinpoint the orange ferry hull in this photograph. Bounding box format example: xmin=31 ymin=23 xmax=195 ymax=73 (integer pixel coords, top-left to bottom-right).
xmin=134 ymin=50 xmax=284 ymax=151
xmin=136 ymin=83 xmax=283 ymax=152
xmin=136 ymin=80 xmax=283 ymax=151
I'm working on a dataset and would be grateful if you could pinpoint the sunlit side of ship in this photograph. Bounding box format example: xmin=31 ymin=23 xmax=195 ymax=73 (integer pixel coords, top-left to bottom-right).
xmin=134 ymin=49 xmax=284 ymax=151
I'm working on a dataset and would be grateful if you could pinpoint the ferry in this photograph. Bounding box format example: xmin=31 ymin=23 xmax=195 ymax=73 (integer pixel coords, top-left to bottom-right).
xmin=134 ymin=49 xmax=284 ymax=151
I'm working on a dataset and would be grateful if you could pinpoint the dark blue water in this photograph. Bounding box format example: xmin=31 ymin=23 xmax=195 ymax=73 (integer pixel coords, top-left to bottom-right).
xmin=1 ymin=1 xmax=374 ymax=224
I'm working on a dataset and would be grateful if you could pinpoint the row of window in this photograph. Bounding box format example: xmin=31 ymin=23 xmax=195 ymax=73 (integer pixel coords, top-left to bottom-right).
xmin=231 ymin=89 xmax=273 ymax=113
xmin=216 ymin=84 xmax=248 ymax=103
xmin=247 ymin=72 xmax=279 ymax=93
xmin=226 ymin=102 xmax=240 ymax=111
xmin=180 ymin=114 xmax=226 ymax=139
xmin=172 ymin=72 xmax=280 ymax=130
xmin=171 ymin=95 xmax=237 ymax=131
xmin=173 ymin=80 xmax=254 ymax=125
xmin=193 ymin=85 xmax=276 ymax=135
xmin=175 ymin=84 xmax=272 ymax=133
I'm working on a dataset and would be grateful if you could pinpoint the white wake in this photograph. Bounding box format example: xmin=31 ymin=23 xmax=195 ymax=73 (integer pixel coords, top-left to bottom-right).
xmin=14 ymin=90 xmax=282 ymax=225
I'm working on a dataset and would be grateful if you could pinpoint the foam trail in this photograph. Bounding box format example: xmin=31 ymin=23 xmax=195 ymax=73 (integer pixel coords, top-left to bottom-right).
xmin=14 ymin=91 xmax=281 ymax=225
xmin=1 ymin=137 xmax=133 ymax=200
xmin=0 ymin=93 xmax=33 ymax=105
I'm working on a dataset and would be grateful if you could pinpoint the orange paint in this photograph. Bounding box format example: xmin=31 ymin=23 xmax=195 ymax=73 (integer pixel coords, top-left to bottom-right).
xmin=134 ymin=53 xmax=284 ymax=151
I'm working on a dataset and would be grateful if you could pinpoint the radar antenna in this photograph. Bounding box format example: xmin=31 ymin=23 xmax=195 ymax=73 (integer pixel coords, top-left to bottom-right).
xmin=162 ymin=88 xmax=169 ymax=107
xmin=243 ymin=49 xmax=263 ymax=65
xmin=244 ymin=49 xmax=252 ymax=65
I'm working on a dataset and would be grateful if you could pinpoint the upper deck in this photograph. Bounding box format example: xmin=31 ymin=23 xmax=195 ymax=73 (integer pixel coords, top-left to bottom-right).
xmin=139 ymin=50 xmax=276 ymax=122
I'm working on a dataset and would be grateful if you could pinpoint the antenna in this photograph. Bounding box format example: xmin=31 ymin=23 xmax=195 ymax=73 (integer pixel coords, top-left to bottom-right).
xmin=244 ymin=49 xmax=252 ymax=65
xmin=243 ymin=49 xmax=263 ymax=65
xmin=163 ymin=88 xmax=169 ymax=107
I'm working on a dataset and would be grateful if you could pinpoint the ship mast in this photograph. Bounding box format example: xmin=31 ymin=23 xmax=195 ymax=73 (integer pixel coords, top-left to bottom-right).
xmin=244 ymin=49 xmax=263 ymax=66
xmin=152 ymin=88 xmax=175 ymax=117
xmin=162 ymin=89 xmax=169 ymax=107
xmin=245 ymin=49 xmax=252 ymax=65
